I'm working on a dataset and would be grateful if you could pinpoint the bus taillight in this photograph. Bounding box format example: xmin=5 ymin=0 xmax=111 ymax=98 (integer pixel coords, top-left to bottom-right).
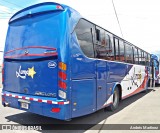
xmin=58 ymin=71 xmax=67 ymax=80
xmin=58 ymin=81 xmax=67 ymax=89
xmin=58 ymin=62 xmax=67 ymax=98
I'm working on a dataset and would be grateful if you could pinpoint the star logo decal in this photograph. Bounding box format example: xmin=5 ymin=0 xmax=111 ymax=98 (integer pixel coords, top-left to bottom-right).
xmin=28 ymin=67 xmax=36 ymax=79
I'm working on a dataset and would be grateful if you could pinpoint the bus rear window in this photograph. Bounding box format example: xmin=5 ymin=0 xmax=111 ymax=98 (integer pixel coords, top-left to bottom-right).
xmin=5 ymin=11 xmax=63 ymax=53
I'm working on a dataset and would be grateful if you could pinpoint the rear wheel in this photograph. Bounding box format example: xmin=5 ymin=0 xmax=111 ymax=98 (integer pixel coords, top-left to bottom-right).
xmin=106 ymin=87 xmax=120 ymax=111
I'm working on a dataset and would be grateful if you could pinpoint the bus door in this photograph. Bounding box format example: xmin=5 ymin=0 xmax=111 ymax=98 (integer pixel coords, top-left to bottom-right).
xmin=96 ymin=61 xmax=107 ymax=110
xmin=95 ymin=27 xmax=108 ymax=110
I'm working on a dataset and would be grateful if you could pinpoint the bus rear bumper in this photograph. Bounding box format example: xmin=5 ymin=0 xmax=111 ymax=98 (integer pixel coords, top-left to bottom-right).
xmin=1 ymin=91 xmax=70 ymax=120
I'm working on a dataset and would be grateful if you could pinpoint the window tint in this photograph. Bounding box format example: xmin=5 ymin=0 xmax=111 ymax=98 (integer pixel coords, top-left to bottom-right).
xmin=138 ymin=49 xmax=143 ymax=65
xmin=125 ymin=43 xmax=133 ymax=63
xmin=95 ymin=27 xmax=114 ymax=61
xmin=75 ymin=19 xmax=148 ymax=65
xmin=141 ymin=51 xmax=145 ymax=65
xmin=75 ymin=19 xmax=94 ymax=58
xmin=146 ymin=53 xmax=150 ymax=66
xmin=148 ymin=54 xmax=151 ymax=65
xmin=134 ymin=47 xmax=139 ymax=64
xmin=95 ymin=27 xmax=107 ymax=59
xmin=106 ymin=33 xmax=114 ymax=61
xmin=114 ymin=38 xmax=119 ymax=61
xmin=144 ymin=52 xmax=148 ymax=65
xmin=119 ymin=40 xmax=125 ymax=62
xmin=96 ymin=29 xmax=100 ymax=41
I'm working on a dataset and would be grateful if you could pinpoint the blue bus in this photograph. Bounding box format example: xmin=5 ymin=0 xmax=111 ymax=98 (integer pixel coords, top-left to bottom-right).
xmin=2 ymin=2 xmax=150 ymax=120
xmin=150 ymin=54 xmax=160 ymax=85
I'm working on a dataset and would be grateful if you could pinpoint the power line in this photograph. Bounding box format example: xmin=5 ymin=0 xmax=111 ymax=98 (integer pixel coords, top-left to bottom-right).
xmin=0 ymin=9 xmax=10 ymax=14
xmin=0 ymin=16 xmax=11 ymax=18
xmin=0 ymin=2 xmax=18 ymax=11
xmin=1 ymin=0 xmax=24 ymax=8
xmin=0 ymin=12 xmax=12 ymax=14
xmin=111 ymin=0 xmax=124 ymax=38
xmin=0 ymin=17 xmax=11 ymax=18
xmin=0 ymin=18 xmax=10 ymax=19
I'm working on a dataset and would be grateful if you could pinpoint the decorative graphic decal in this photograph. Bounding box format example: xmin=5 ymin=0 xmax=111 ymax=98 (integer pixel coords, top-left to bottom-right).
xmin=130 ymin=68 xmax=142 ymax=87
xmin=16 ymin=66 xmax=36 ymax=79
xmin=131 ymin=68 xmax=138 ymax=87
xmin=137 ymin=70 xmax=142 ymax=82
xmin=48 ymin=61 xmax=57 ymax=68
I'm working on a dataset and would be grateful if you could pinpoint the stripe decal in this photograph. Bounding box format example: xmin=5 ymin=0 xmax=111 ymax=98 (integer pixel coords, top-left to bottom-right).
xmin=1 ymin=93 xmax=69 ymax=105
xmin=5 ymin=46 xmax=56 ymax=54
xmin=4 ymin=53 xmax=58 ymax=59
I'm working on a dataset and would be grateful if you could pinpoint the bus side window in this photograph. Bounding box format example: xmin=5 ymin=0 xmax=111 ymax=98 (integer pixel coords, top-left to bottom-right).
xmin=106 ymin=33 xmax=114 ymax=61
xmin=146 ymin=54 xmax=149 ymax=66
xmin=134 ymin=47 xmax=139 ymax=64
xmin=125 ymin=43 xmax=133 ymax=63
xmin=95 ymin=27 xmax=107 ymax=59
xmin=148 ymin=54 xmax=151 ymax=65
xmin=138 ymin=49 xmax=142 ymax=65
xmin=114 ymin=38 xmax=120 ymax=61
xmin=119 ymin=40 xmax=125 ymax=62
xmin=144 ymin=52 xmax=147 ymax=66
xmin=75 ymin=19 xmax=94 ymax=58
xmin=141 ymin=51 xmax=145 ymax=65
xmin=96 ymin=29 xmax=100 ymax=42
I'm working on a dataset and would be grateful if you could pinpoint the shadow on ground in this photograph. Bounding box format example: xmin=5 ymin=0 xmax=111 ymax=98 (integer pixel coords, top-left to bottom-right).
xmin=155 ymin=84 xmax=160 ymax=87
xmin=5 ymin=89 xmax=155 ymax=132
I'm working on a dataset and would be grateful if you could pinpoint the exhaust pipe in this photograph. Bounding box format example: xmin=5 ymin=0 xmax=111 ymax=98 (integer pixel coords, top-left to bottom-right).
xmin=3 ymin=102 xmax=9 ymax=107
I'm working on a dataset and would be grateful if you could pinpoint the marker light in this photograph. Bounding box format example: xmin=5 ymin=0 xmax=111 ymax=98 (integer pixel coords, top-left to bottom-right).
xmin=59 ymin=62 xmax=67 ymax=71
xmin=59 ymin=81 xmax=67 ymax=89
xmin=56 ymin=5 xmax=63 ymax=10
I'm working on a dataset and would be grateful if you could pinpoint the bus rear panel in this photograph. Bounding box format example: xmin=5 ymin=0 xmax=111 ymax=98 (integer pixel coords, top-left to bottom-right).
xmin=2 ymin=2 xmax=73 ymax=120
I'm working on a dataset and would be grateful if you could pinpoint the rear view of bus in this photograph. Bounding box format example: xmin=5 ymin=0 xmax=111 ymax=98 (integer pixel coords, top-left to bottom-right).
xmin=2 ymin=2 xmax=74 ymax=120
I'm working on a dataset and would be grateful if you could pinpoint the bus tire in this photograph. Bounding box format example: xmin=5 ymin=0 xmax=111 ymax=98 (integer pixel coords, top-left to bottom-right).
xmin=106 ymin=87 xmax=120 ymax=111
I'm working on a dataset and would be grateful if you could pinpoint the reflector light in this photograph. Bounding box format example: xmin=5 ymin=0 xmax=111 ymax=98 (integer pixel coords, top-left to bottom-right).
xmin=2 ymin=63 xmax=4 ymax=83
xmin=59 ymin=90 xmax=66 ymax=99
xmin=59 ymin=62 xmax=67 ymax=71
xmin=51 ymin=108 xmax=60 ymax=113
xmin=59 ymin=81 xmax=67 ymax=89
xmin=2 ymin=97 xmax=5 ymax=102
xmin=59 ymin=71 xmax=67 ymax=80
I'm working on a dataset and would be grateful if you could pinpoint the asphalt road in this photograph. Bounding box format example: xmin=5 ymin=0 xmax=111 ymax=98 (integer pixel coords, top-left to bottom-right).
xmin=0 ymin=87 xmax=160 ymax=133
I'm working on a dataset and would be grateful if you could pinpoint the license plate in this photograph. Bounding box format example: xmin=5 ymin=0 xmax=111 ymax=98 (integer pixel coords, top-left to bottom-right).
xmin=21 ymin=102 xmax=29 ymax=109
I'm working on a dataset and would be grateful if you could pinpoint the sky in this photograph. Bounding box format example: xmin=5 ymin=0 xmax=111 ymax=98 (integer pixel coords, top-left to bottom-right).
xmin=0 ymin=0 xmax=160 ymax=56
